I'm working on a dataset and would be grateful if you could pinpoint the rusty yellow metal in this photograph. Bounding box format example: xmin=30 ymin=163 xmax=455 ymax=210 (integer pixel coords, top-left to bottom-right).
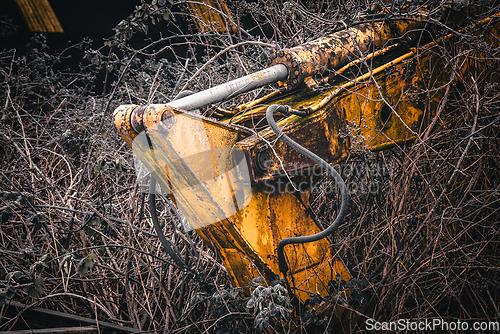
xmin=114 ymin=104 xmax=349 ymax=299
xmin=233 ymin=14 xmax=500 ymax=158
xmin=113 ymin=20 xmax=433 ymax=302
xmin=192 ymin=186 xmax=351 ymax=301
xmin=227 ymin=187 xmax=351 ymax=301
xmin=185 ymin=0 xmax=236 ymax=33
xmin=268 ymin=20 xmax=424 ymax=90
xmin=114 ymin=104 xmax=249 ymax=228
xmin=14 ymin=0 xmax=64 ymax=33
xmin=114 ymin=14 xmax=500 ymax=304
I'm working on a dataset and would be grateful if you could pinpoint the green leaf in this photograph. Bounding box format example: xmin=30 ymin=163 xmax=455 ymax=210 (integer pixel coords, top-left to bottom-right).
xmin=351 ymin=288 xmax=365 ymax=304
xmin=30 ymin=261 xmax=47 ymax=275
xmin=5 ymin=286 xmax=16 ymax=299
xmin=40 ymin=254 xmax=51 ymax=263
xmin=346 ymin=278 xmax=366 ymax=287
xmin=269 ymin=303 xmax=278 ymax=317
xmin=229 ymin=288 xmax=239 ymax=299
xmin=304 ymin=295 xmax=320 ymax=309
xmin=252 ymin=285 xmax=264 ymax=297
xmin=59 ymin=254 xmax=72 ymax=271
xmin=0 ymin=286 xmax=15 ymax=306
xmin=77 ymin=254 xmax=96 ymax=275
xmin=28 ymin=287 xmax=39 ymax=298
xmin=162 ymin=10 xmax=170 ymax=21
xmin=262 ymin=287 xmax=271 ymax=297
xmin=6 ymin=271 xmax=23 ymax=283
xmin=246 ymin=298 xmax=255 ymax=310
xmin=301 ymin=309 xmax=312 ymax=323
xmin=91 ymin=54 xmax=100 ymax=65
xmin=34 ymin=277 xmax=44 ymax=296
xmin=250 ymin=276 xmax=265 ymax=287
xmin=279 ymin=306 xmax=288 ymax=320
xmin=187 ymin=292 xmax=206 ymax=309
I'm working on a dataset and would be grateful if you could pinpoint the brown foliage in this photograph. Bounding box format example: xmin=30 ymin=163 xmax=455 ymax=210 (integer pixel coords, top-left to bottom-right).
xmin=1 ymin=1 xmax=499 ymax=333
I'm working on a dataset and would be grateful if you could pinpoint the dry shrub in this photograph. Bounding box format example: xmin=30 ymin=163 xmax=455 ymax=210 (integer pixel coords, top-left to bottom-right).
xmin=1 ymin=1 xmax=499 ymax=333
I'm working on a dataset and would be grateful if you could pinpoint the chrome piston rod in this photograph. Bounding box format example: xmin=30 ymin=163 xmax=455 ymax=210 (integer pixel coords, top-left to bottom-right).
xmin=167 ymin=64 xmax=288 ymax=111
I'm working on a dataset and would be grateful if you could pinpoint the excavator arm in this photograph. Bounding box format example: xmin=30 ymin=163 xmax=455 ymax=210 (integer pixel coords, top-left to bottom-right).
xmin=113 ymin=11 xmax=500 ymax=303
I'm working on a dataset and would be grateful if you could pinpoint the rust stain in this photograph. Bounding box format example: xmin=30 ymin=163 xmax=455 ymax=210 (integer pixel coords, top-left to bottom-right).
xmin=114 ymin=14 xmax=500 ymax=304
xmin=269 ymin=21 xmax=424 ymax=90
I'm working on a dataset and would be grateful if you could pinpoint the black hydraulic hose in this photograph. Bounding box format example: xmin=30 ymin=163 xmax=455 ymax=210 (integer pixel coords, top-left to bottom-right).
xmin=265 ymin=104 xmax=350 ymax=274
xmin=144 ymin=89 xmax=202 ymax=271
xmin=149 ymin=177 xmax=187 ymax=270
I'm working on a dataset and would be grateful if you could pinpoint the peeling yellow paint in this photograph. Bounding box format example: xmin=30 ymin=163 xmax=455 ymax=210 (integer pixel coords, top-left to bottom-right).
xmin=186 ymin=0 xmax=236 ymax=33
xmin=113 ymin=14 xmax=500 ymax=304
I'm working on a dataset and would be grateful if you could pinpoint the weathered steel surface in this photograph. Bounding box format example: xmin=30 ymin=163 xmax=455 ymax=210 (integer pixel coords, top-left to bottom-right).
xmin=234 ymin=35 xmax=451 ymax=182
xmin=268 ymin=20 xmax=426 ymax=90
xmin=113 ymin=14 xmax=500 ymax=303
xmin=233 ymin=14 xmax=500 ymax=183
xmin=114 ymin=104 xmax=250 ymax=230
xmin=114 ymin=104 xmax=351 ymax=299
xmin=185 ymin=0 xmax=237 ymax=33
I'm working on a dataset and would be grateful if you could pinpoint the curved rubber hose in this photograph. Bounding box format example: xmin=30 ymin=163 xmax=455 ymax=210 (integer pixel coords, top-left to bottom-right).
xmin=146 ymin=90 xmax=198 ymax=271
xmin=149 ymin=178 xmax=187 ymax=270
xmin=174 ymin=90 xmax=196 ymax=100
xmin=265 ymin=104 xmax=350 ymax=274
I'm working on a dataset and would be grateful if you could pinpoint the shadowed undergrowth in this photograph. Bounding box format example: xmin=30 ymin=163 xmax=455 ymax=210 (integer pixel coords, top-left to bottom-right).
xmin=1 ymin=1 xmax=499 ymax=333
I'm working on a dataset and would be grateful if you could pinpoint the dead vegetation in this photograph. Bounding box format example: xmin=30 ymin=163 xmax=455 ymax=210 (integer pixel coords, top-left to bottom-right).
xmin=1 ymin=0 xmax=499 ymax=333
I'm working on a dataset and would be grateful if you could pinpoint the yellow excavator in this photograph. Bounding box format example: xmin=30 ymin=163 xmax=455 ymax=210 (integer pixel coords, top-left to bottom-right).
xmin=113 ymin=2 xmax=500 ymax=306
